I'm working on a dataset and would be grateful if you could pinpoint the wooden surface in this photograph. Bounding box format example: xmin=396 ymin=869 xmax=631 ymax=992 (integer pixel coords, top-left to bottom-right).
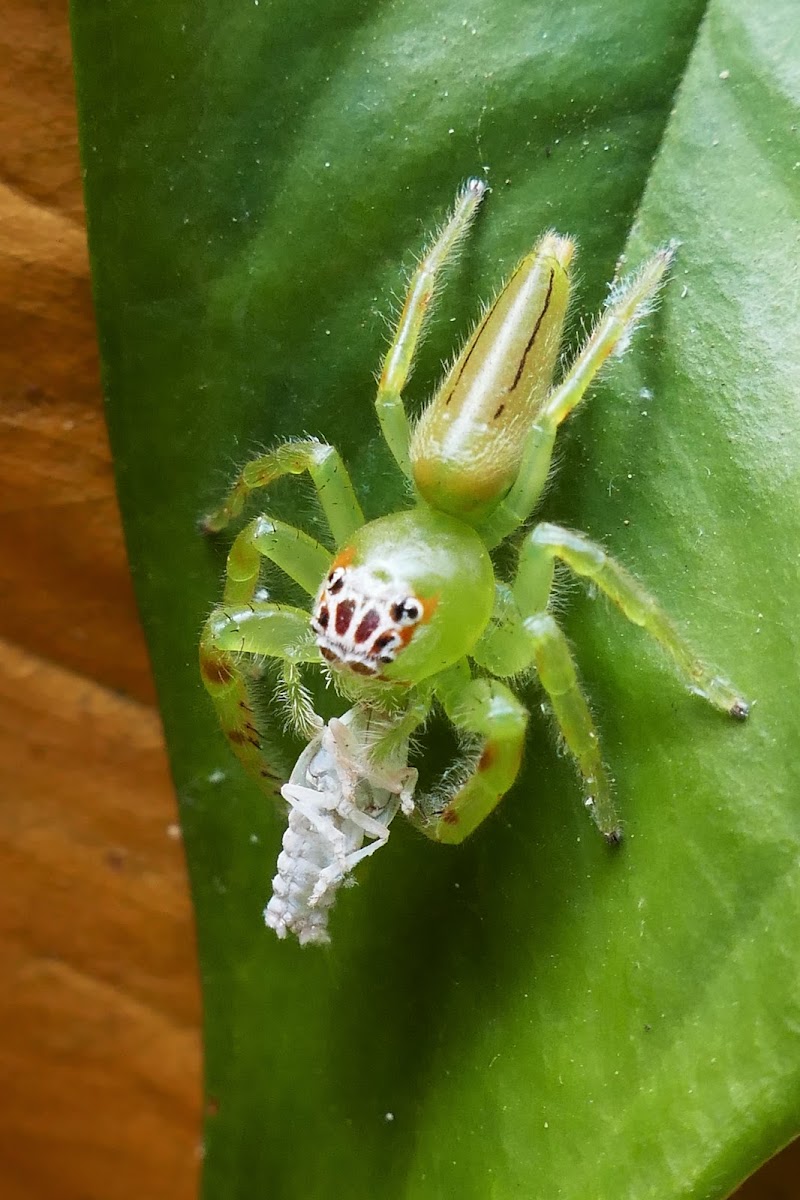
xmin=0 ymin=3 xmax=201 ymax=1198
xmin=0 ymin=3 xmax=794 ymax=1198
xmin=0 ymin=640 xmax=200 ymax=1200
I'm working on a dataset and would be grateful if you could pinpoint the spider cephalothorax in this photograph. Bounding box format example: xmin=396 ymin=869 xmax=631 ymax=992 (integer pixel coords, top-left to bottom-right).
xmin=201 ymin=177 xmax=748 ymax=853
xmin=309 ymin=509 xmax=494 ymax=686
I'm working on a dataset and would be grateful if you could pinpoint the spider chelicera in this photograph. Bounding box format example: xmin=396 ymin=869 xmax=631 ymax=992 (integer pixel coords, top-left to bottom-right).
xmin=200 ymin=178 xmax=748 ymax=846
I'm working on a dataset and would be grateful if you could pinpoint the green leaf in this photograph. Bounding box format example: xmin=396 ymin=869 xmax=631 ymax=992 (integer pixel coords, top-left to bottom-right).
xmin=71 ymin=0 xmax=799 ymax=1196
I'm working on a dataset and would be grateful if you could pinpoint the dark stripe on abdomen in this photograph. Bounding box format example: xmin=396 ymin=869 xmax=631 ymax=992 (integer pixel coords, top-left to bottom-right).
xmin=510 ymin=267 xmax=555 ymax=391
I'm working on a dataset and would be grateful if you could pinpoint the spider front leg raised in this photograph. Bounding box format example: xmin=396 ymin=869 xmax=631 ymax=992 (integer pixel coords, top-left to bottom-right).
xmin=202 ymin=455 xmax=362 ymax=758
xmin=201 ymin=438 xmax=364 ymax=545
xmin=375 ymin=177 xmax=487 ymax=477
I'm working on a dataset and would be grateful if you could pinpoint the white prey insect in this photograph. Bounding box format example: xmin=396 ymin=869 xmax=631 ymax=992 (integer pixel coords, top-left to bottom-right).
xmin=264 ymin=706 xmax=417 ymax=945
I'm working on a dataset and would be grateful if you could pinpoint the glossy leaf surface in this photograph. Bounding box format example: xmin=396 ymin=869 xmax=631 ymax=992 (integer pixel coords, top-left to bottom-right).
xmin=71 ymin=0 xmax=799 ymax=1196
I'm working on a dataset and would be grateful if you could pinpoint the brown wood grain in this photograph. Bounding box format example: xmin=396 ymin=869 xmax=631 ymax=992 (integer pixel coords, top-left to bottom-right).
xmin=1 ymin=3 xmax=201 ymax=1198
xmin=0 ymin=2 xmax=794 ymax=1198
xmin=0 ymin=0 xmax=156 ymax=703
xmin=0 ymin=639 xmax=201 ymax=1200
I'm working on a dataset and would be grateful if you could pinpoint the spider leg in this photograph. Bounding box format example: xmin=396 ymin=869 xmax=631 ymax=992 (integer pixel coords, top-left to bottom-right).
xmin=202 ymin=439 xmax=364 ymax=544
xmin=200 ymin=601 xmax=321 ymax=795
xmin=360 ymin=692 xmax=432 ymax=772
xmin=208 ymin=517 xmax=330 ymax=742
xmin=279 ymin=659 xmax=322 ymax=741
xmin=525 ymin=612 xmax=620 ymax=841
xmin=222 ymin=515 xmax=332 ymax=605
xmin=542 ymin=246 xmax=675 ymax=427
xmin=520 ymin=523 xmax=750 ymax=718
xmin=474 ymin=522 xmax=748 ymax=839
xmin=473 ymin=583 xmax=619 ymax=840
xmin=375 ymin=178 xmax=487 ymax=477
xmin=477 ymin=246 xmax=674 ymax=548
xmin=412 ymin=662 xmax=528 ymax=844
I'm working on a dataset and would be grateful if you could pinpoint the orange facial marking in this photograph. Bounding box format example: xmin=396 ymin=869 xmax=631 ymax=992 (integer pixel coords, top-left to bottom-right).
xmin=420 ymin=594 xmax=439 ymax=623
xmin=331 ymin=545 xmax=356 ymax=570
xmin=441 ymin=807 xmax=459 ymax=825
xmin=395 ymin=593 xmax=439 ymax=648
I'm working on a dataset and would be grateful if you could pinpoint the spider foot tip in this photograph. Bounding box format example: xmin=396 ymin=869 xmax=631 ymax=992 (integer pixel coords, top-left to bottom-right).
xmin=198 ymin=513 xmax=220 ymax=536
xmin=465 ymin=176 xmax=489 ymax=199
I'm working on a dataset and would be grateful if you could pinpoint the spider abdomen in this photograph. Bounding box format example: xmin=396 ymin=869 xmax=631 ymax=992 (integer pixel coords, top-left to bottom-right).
xmin=410 ymin=232 xmax=573 ymax=521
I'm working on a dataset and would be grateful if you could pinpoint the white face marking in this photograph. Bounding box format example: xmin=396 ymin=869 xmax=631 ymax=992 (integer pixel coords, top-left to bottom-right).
xmin=311 ymin=564 xmax=425 ymax=677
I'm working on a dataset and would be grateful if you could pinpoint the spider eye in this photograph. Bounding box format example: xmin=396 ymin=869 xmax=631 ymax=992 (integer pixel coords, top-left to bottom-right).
xmin=391 ymin=597 xmax=423 ymax=625
xmin=327 ymin=567 xmax=346 ymax=594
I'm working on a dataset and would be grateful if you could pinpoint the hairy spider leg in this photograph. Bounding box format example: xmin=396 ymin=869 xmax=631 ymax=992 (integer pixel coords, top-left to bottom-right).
xmin=366 ymin=692 xmax=433 ymax=769
xmin=525 ymin=613 xmax=619 ymax=841
xmin=222 ymin=515 xmax=332 ymax=606
xmin=410 ymin=662 xmax=528 ymax=844
xmin=520 ymin=523 xmax=750 ymax=718
xmin=478 ymin=246 xmax=675 ymax=548
xmin=201 ymin=438 xmax=364 ymax=545
xmin=279 ymin=658 xmax=322 ymax=740
xmin=472 ymin=579 xmax=618 ymax=839
xmin=200 ymin=603 xmax=320 ymax=795
xmin=375 ymin=178 xmax=487 ymax=477
xmin=542 ymin=247 xmax=676 ymax=427
xmin=470 ymin=520 xmax=749 ymax=838
xmin=204 ymin=508 xmax=338 ymax=768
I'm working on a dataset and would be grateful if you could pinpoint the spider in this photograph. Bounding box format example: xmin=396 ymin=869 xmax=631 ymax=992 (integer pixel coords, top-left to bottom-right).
xmin=200 ymin=178 xmax=748 ymax=847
